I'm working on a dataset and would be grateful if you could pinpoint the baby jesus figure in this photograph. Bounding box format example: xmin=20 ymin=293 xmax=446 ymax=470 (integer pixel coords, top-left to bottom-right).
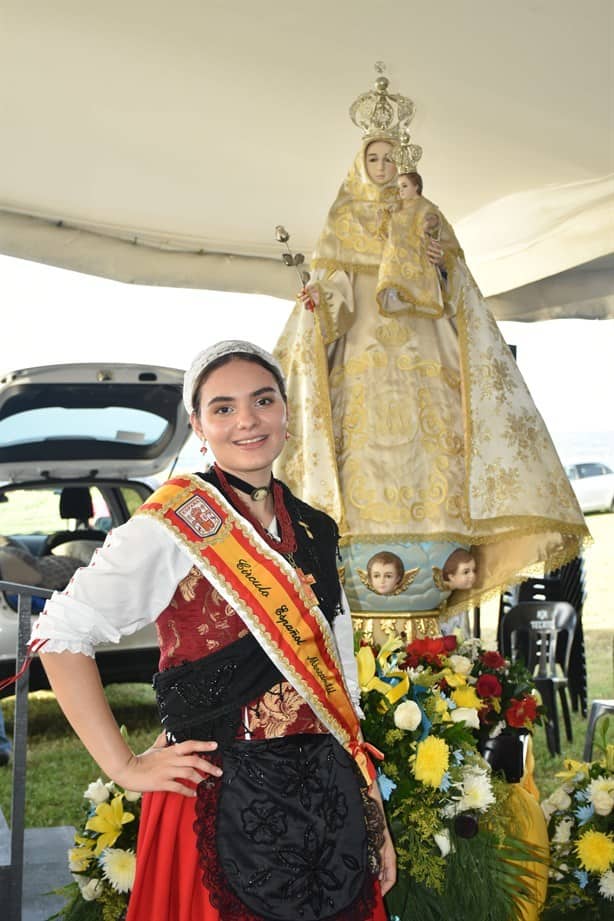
xmin=376 ymin=171 xmax=462 ymax=319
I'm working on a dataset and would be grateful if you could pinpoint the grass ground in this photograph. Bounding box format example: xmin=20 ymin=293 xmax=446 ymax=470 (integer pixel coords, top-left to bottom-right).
xmin=0 ymin=514 xmax=612 ymax=827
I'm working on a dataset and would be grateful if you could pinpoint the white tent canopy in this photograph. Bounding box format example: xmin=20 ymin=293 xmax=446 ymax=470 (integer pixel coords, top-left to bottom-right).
xmin=1 ymin=0 xmax=613 ymax=319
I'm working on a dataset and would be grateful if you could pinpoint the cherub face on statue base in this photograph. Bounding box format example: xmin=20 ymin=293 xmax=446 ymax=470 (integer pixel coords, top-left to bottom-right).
xmin=358 ymin=550 xmax=419 ymax=596
xmin=441 ymin=548 xmax=477 ymax=592
xmin=370 ymin=560 xmax=401 ymax=595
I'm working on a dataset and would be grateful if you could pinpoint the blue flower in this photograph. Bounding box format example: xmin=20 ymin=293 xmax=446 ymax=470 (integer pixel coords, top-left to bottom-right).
xmin=377 ymin=772 xmax=397 ymax=802
xmin=452 ymin=748 xmax=464 ymax=765
xmin=574 ymin=788 xmax=590 ymax=803
xmin=575 ymin=803 xmax=594 ymax=826
xmin=574 ymin=869 xmax=589 ymax=889
xmin=439 ymin=772 xmax=452 ymax=792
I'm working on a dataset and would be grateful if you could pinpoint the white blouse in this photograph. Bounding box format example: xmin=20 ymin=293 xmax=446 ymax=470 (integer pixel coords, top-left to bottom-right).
xmin=30 ymin=515 xmax=363 ymax=713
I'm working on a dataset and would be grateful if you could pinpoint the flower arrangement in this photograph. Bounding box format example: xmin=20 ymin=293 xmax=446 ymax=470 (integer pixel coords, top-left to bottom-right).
xmin=357 ymin=631 xmax=544 ymax=921
xmin=541 ymin=718 xmax=614 ymax=920
xmin=50 ymin=773 xmax=141 ymax=921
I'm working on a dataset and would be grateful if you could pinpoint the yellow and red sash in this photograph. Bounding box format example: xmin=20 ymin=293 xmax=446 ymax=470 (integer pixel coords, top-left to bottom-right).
xmin=137 ymin=475 xmax=380 ymax=783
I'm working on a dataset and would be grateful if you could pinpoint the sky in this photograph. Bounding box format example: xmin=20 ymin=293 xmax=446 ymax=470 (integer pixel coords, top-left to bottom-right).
xmin=2 ymin=253 xmax=613 ymax=450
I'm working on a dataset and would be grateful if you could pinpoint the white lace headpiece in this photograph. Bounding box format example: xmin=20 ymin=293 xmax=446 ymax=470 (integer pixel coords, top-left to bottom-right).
xmin=183 ymin=340 xmax=285 ymax=414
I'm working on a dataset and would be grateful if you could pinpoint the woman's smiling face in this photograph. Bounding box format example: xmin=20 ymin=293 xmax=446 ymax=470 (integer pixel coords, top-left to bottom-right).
xmin=191 ymin=358 xmax=287 ymax=480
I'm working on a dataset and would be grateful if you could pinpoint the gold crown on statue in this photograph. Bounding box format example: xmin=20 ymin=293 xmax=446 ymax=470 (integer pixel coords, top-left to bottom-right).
xmin=349 ymin=62 xmax=416 ymax=140
xmin=391 ymin=123 xmax=423 ymax=173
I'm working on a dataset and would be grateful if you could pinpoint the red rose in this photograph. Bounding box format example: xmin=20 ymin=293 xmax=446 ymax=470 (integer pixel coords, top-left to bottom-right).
xmin=406 ymin=637 xmax=447 ymax=668
xmin=480 ymin=651 xmax=506 ymax=670
xmin=476 ymin=674 xmax=503 ymax=699
xmin=505 ymin=695 xmax=538 ymax=728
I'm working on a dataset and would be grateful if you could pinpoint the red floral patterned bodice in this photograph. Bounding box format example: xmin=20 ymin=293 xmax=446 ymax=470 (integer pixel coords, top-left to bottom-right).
xmin=156 ymin=566 xmax=327 ymax=739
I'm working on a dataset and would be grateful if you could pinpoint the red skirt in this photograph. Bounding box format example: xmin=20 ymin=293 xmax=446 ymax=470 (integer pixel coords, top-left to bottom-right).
xmin=126 ymin=789 xmax=388 ymax=921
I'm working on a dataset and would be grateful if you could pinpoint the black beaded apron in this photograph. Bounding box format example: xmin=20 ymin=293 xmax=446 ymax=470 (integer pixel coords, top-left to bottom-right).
xmin=154 ymin=645 xmax=381 ymax=921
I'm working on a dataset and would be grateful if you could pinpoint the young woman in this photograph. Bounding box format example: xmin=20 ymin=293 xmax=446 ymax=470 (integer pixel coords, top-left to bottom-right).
xmin=31 ymin=340 xmax=395 ymax=921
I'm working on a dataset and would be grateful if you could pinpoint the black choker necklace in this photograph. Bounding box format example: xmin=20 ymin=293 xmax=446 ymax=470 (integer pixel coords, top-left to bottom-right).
xmin=217 ymin=466 xmax=272 ymax=502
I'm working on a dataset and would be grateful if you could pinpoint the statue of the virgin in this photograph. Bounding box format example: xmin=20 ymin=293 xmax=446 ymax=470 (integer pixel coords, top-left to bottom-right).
xmin=274 ymin=66 xmax=589 ymax=630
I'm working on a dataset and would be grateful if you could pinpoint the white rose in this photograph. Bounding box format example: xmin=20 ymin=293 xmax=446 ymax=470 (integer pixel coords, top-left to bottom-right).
xmin=451 ymin=707 xmax=480 ymax=730
xmin=548 ymin=787 xmax=572 ymax=812
xmin=79 ymin=878 xmax=104 ymax=901
xmin=553 ymin=817 xmax=573 ymax=844
xmin=83 ymin=779 xmax=110 ymax=805
xmin=123 ymin=789 xmax=142 ymax=803
xmin=592 ymin=790 xmax=613 ymax=817
xmin=448 ymin=655 xmax=473 ymax=676
xmin=433 ymin=829 xmax=451 ymax=857
xmin=393 ymin=700 xmax=422 ymax=732
xmin=589 ymin=777 xmax=614 ymax=816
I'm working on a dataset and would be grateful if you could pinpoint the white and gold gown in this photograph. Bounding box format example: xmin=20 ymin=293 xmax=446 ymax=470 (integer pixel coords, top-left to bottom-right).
xmin=274 ymin=139 xmax=589 ymax=624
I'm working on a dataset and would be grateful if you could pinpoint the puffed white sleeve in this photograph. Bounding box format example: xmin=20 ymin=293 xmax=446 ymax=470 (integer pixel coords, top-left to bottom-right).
xmin=333 ymin=588 xmax=364 ymax=719
xmin=29 ymin=517 xmax=193 ymax=657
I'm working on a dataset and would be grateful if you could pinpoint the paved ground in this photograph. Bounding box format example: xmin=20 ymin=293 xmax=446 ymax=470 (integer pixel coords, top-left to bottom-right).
xmin=0 ymin=810 xmax=73 ymax=920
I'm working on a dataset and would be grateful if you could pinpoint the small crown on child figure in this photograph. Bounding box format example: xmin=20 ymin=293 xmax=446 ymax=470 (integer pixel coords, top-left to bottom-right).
xmin=391 ymin=123 xmax=423 ymax=174
xmin=349 ymin=62 xmax=416 ymax=140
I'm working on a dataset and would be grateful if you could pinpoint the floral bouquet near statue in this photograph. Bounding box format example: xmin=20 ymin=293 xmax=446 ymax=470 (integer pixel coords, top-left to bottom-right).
xmin=356 ymin=632 xmax=545 ymax=920
xmin=50 ymin=765 xmax=140 ymax=921
xmin=540 ymin=719 xmax=614 ymax=920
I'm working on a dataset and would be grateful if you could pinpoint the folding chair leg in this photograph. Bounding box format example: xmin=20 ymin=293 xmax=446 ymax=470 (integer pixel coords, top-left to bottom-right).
xmin=559 ymin=687 xmax=573 ymax=743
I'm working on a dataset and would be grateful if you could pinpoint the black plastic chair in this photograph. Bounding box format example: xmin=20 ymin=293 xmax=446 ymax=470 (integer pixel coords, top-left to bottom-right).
xmin=498 ymin=555 xmax=588 ymax=716
xmin=500 ymin=601 xmax=577 ymax=757
xmin=583 ymin=699 xmax=614 ymax=761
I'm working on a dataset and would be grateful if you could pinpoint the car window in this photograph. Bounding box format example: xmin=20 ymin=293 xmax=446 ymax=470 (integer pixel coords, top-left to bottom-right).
xmin=0 ymin=488 xmax=76 ymax=537
xmin=0 ymin=406 xmax=169 ymax=448
xmin=577 ymin=463 xmax=603 ymax=479
xmin=565 ymin=466 xmax=578 ymax=480
xmin=0 ymin=486 xmax=118 ymax=539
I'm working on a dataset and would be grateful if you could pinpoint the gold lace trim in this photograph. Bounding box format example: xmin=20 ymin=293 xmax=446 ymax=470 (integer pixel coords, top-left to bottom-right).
xmin=338 ymin=517 xmax=590 ymax=547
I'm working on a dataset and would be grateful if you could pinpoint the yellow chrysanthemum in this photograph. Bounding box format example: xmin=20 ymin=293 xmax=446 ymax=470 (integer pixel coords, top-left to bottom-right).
xmin=451 ymin=686 xmax=482 ymax=710
xmin=575 ymin=829 xmax=614 ymax=874
xmin=86 ymin=794 xmax=135 ymax=855
xmin=412 ymin=736 xmax=450 ymax=789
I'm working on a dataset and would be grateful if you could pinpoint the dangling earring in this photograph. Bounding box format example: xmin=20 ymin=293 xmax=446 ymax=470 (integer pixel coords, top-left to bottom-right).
xmin=200 ymin=442 xmax=208 ymax=456
xmin=285 ymin=432 xmax=290 ymax=441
